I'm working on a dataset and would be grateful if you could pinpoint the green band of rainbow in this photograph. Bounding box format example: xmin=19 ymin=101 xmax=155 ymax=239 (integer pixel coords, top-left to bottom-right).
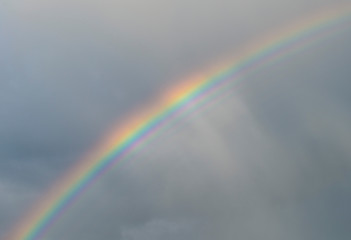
xmin=4 ymin=5 xmax=351 ymax=240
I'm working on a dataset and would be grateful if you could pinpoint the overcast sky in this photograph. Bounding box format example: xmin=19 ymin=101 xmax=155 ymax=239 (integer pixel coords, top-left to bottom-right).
xmin=1 ymin=0 xmax=351 ymax=239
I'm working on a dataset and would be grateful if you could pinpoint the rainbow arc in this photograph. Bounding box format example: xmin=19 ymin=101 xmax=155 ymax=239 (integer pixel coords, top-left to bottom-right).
xmin=4 ymin=5 xmax=351 ymax=240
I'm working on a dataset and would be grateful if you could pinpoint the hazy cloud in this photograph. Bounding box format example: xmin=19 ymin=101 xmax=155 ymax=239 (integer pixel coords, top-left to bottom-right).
xmin=1 ymin=0 xmax=350 ymax=239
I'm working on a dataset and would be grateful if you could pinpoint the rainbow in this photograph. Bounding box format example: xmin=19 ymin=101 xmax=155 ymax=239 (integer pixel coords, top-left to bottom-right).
xmin=4 ymin=5 xmax=351 ymax=240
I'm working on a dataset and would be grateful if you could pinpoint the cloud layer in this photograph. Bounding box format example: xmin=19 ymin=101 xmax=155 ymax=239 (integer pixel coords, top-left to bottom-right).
xmin=1 ymin=0 xmax=350 ymax=239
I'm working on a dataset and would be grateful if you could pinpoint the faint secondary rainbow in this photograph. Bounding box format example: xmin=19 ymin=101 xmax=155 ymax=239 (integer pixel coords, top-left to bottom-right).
xmin=4 ymin=5 xmax=351 ymax=240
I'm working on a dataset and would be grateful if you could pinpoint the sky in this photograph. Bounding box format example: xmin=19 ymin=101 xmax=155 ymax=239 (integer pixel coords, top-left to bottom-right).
xmin=0 ymin=0 xmax=351 ymax=239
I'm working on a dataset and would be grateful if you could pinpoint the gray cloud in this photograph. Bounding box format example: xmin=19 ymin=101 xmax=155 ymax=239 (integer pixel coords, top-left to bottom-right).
xmin=1 ymin=0 xmax=351 ymax=239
